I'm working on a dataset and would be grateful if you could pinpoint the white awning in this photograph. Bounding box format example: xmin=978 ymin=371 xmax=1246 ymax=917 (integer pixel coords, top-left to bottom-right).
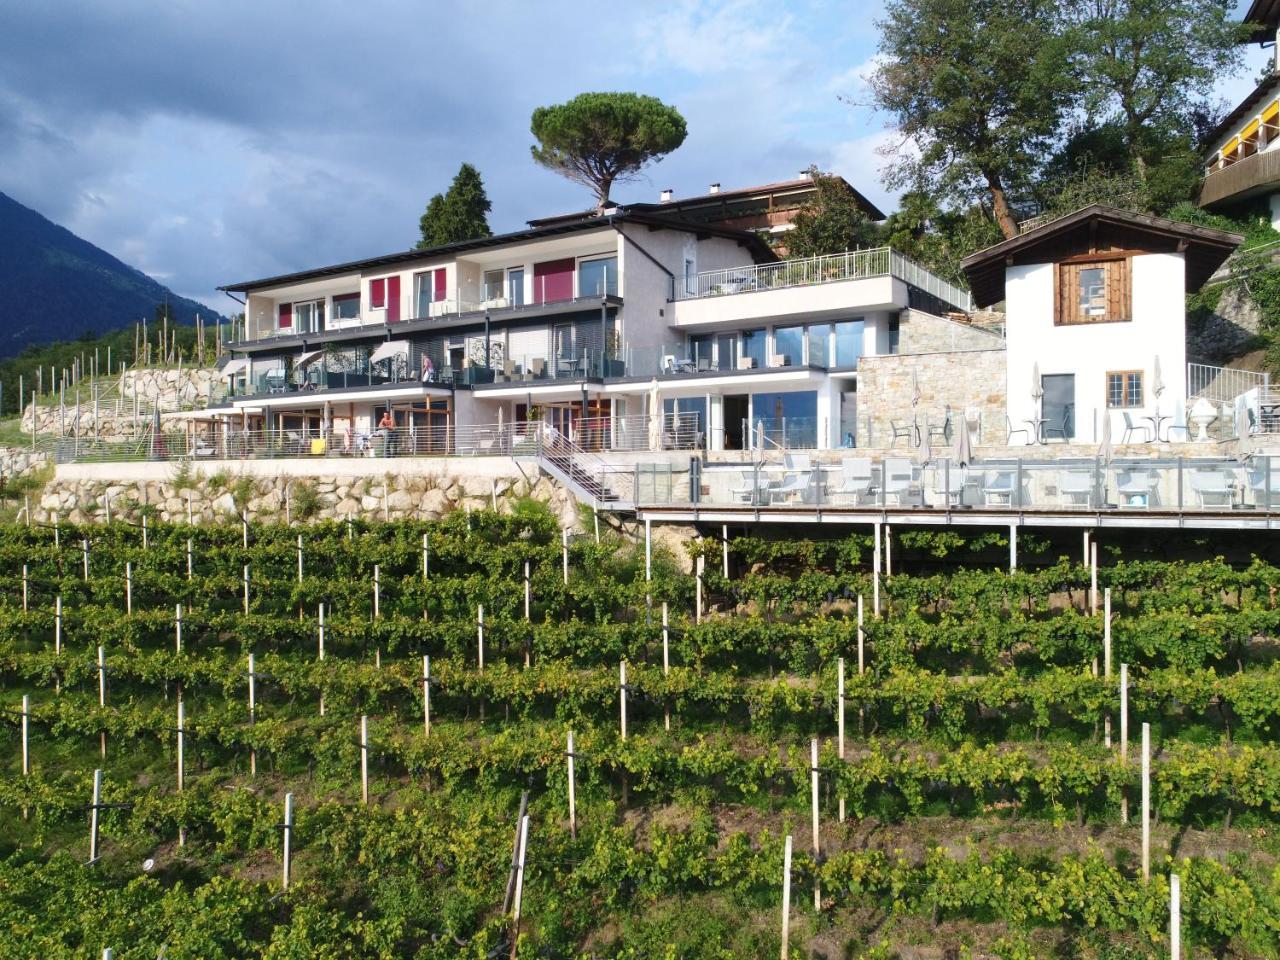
xmin=297 ymin=349 xmax=325 ymax=370
xmin=369 ymin=340 xmax=410 ymax=365
xmin=221 ymin=358 xmax=249 ymax=377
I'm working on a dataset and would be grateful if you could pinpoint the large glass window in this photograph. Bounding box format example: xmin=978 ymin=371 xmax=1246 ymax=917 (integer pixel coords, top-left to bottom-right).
xmin=332 ymin=293 xmax=360 ymax=321
xmin=661 ymin=397 xmax=707 ymax=448
xmin=772 ymin=326 xmax=804 ymax=367
xmin=483 ymin=270 xmax=505 ymax=302
xmin=715 ymin=333 xmax=737 ymax=371
xmin=689 ymin=334 xmax=714 ymax=370
xmin=751 ymin=391 xmax=818 ymax=448
xmin=834 ymin=319 xmax=864 ymax=367
xmin=508 ymin=268 xmax=525 ymax=306
xmin=578 ymin=256 xmax=618 ymax=297
xmin=293 ymin=300 xmax=325 ymax=335
xmin=741 ymin=329 xmax=767 ymax=370
xmin=807 ymin=324 xmax=830 ymax=369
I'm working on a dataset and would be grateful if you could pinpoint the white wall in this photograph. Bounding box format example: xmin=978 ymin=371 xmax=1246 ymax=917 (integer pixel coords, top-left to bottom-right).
xmin=1005 ymin=253 xmax=1187 ymax=443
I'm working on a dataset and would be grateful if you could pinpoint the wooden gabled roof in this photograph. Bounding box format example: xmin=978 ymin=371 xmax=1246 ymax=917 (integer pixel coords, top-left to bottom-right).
xmin=1243 ymin=0 xmax=1280 ymax=43
xmin=959 ymin=205 xmax=1242 ymax=308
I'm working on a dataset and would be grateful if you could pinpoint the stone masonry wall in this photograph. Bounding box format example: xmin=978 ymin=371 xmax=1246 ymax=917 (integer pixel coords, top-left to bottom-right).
xmin=897 ymin=308 xmax=1007 ymax=356
xmin=857 ymin=349 xmax=1007 ymax=449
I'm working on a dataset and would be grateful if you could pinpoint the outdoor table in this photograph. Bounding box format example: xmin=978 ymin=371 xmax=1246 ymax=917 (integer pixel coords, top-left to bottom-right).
xmin=1024 ymin=417 xmax=1046 ymax=444
xmin=1143 ymin=413 xmax=1170 ymax=442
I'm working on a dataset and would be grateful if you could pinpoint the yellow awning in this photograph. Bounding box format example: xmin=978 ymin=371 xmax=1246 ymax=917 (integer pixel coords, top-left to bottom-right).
xmin=1223 ymin=135 xmax=1240 ymax=157
xmin=1263 ymin=99 xmax=1280 ymax=126
xmin=1242 ymin=117 xmax=1261 ymax=142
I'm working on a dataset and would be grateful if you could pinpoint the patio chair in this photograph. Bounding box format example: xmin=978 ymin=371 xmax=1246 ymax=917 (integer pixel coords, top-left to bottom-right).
xmin=979 ymin=466 xmax=1018 ymax=506
xmin=930 ymin=462 xmax=967 ymax=506
xmin=1121 ymin=412 xmax=1151 ymax=443
xmin=729 ymin=470 xmax=773 ymax=505
xmin=889 ymin=420 xmax=913 ymax=447
xmin=783 ymin=453 xmax=811 ymax=473
xmin=1188 ymin=466 xmax=1235 ymax=508
xmin=1058 ymin=465 xmax=1095 ymax=506
xmin=1005 ymin=416 xmax=1031 ymax=445
xmin=1164 ymin=417 xmax=1190 ymax=442
xmin=883 ymin=457 xmax=916 ymax=505
xmin=927 ymin=409 xmax=951 ymax=445
xmin=834 ymin=458 xmax=875 ymax=504
xmin=1248 ymin=461 xmax=1280 ymax=507
xmin=529 ymin=358 xmax=546 ymax=379
xmin=1042 ymin=408 xmax=1072 ymax=442
xmin=1116 ymin=468 xmax=1159 ymax=507
xmin=771 ymin=468 xmax=815 ymax=504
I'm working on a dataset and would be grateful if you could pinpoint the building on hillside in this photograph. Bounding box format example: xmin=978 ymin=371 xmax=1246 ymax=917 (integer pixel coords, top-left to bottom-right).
xmin=960 ymin=205 xmax=1241 ymax=443
xmin=212 ymin=178 xmax=965 ymax=456
xmin=1199 ymin=0 xmax=1280 ymax=222
xmin=527 ymin=174 xmax=886 ymax=254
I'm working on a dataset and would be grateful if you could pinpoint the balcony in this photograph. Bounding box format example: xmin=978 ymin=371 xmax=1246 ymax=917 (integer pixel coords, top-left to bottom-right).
xmin=669 ymin=248 xmax=972 ymax=329
xmin=1199 ymin=148 xmax=1280 ymax=208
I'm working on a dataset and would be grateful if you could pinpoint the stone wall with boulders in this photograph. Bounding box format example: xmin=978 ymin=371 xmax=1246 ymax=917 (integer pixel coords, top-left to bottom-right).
xmin=0 ymin=448 xmax=49 ymax=483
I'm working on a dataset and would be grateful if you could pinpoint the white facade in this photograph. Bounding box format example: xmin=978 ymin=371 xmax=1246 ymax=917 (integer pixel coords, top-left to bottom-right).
xmin=1004 ymin=253 xmax=1187 ymax=443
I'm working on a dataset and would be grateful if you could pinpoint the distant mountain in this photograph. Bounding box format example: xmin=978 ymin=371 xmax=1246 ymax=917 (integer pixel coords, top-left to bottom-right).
xmin=0 ymin=191 xmax=222 ymax=358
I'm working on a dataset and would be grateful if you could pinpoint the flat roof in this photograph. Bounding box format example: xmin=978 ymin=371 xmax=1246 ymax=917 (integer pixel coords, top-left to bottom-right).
xmin=960 ymin=204 xmax=1243 ymax=307
xmin=220 ymin=212 xmax=775 ymax=294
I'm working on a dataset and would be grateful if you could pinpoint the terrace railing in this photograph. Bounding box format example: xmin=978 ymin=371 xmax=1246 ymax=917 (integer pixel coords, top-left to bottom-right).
xmin=1187 ymin=362 xmax=1269 ymax=404
xmin=670 ymin=247 xmax=973 ymax=312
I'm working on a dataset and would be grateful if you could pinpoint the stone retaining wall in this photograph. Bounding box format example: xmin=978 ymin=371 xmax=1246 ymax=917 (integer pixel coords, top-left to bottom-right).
xmin=21 ymin=367 xmax=222 ymax=438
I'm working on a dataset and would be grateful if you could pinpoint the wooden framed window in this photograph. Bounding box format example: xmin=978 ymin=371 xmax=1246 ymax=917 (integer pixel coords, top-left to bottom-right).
xmin=1106 ymin=370 xmax=1143 ymax=408
xmin=1055 ymin=257 xmax=1131 ymax=325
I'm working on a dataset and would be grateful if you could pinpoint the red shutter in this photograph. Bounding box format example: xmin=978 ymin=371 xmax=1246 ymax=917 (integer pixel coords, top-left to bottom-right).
xmin=433 ymin=268 xmax=447 ymax=301
xmin=387 ymin=275 xmax=401 ymax=323
xmin=371 ymin=278 xmax=386 ymax=309
xmin=278 ymin=303 xmax=292 ymax=329
xmin=533 ymin=258 xmax=575 ymax=304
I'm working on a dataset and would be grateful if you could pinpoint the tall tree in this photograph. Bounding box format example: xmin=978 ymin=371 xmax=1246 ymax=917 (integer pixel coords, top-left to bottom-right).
xmin=530 ymin=92 xmax=687 ymax=209
xmin=1064 ymin=0 xmax=1248 ymax=181
xmin=786 ymin=168 xmax=883 ymax=257
xmin=869 ymin=0 xmax=1071 ymax=238
xmin=417 ymin=163 xmax=493 ymax=250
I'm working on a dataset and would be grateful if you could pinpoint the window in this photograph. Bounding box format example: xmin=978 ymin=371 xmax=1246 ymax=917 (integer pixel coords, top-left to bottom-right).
xmin=293 ymin=300 xmax=325 ymax=335
xmin=834 ymin=319 xmax=864 ymax=367
xmin=414 ymin=269 xmax=446 ymax=318
xmin=278 ymin=303 xmax=292 ymax=330
xmin=684 ymin=258 xmax=696 ymax=296
xmin=371 ymin=279 xmax=386 ymax=309
xmin=772 ymin=326 xmax=804 ymax=366
xmin=508 ymin=268 xmax=525 ymax=306
xmin=1106 ymin=371 xmax=1143 ymax=408
xmin=333 ymin=293 xmax=360 ymax=321
xmin=1056 ymin=258 xmax=1130 ymax=325
xmin=887 ymin=316 xmax=900 ymax=354
xmin=483 ymin=270 xmax=506 ymax=302
xmin=807 ymin=324 xmax=830 ymax=368
xmin=741 ymin=329 xmax=767 ymax=370
xmin=578 ymin=256 xmax=617 ymax=297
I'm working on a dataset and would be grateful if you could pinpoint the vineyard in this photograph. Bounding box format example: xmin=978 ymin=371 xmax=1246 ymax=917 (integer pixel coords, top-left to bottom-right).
xmin=1 ymin=505 xmax=1279 ymax=959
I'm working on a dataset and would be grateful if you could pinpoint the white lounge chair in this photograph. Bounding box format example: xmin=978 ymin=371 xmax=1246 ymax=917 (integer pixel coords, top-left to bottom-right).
xmin=883 ymin=457 xmax=916 ymax=505
xmin=771 ymin=469 xmax=815 ymax=503
xmin=1248 ymin=463 xmax=1280 ymax=507
xmin=1188 ymin=467 xmax=1235 ymax=508
xmin=729 ymin=470 xmax=774 ymax=505
xmin=979 ymin=467 xmax=1018 ymax=506
xmin=930 ymin=463 xmax=967 ymax=506
xmin=835 ymin=458 xmax=874 ymax=504
xmin=1059 ymin=467 xmax=1095 ymax=506
xmin=1116 ymin=468 xmax=1159 ymax=508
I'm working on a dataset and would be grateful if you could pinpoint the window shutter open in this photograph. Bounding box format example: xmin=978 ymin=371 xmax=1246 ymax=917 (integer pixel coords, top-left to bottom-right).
xmin=371 ymin=278 xmax=386 ymax=309
xmin=278 ymin=303 xmax=292 ymax=329
xmin=433 ymin=268 xmax=447 ymax=302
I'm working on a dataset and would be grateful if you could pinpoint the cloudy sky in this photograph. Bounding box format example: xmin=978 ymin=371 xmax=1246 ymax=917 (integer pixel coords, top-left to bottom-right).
xmin=0 ymin=0 xmax=1270 ymax=313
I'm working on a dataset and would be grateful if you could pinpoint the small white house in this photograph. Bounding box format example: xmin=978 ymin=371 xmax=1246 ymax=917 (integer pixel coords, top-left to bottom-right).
xmin=961 ymin=205 xmax=1241 ymax=445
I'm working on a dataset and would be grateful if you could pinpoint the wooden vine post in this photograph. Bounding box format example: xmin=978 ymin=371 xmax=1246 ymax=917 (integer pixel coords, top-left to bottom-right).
xmin=780 ymin=835 xmax=792 ymax=960
xmin=510 ymin=813 xmax=531 ymax=959
xmin=810 ymin=738 xmax=821 ymax=911
xmin=837 ymin=657 xmax=846 ymax=823
xmin=1120 ymin=662 xmax=1128 ymax=822
xmin=1142 ymin=721 xmax=1151 ymax=883
xmin=566 ymin=729 xmax=577 ymax=839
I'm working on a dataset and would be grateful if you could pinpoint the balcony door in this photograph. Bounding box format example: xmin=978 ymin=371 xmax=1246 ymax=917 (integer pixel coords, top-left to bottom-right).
xmin=1041 ymin=373 xmax=1075 ymax=439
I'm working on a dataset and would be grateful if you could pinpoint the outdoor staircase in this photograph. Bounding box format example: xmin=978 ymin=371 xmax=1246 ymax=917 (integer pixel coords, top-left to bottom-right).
xmin=535 ymin=429 xmax=632 ymax=511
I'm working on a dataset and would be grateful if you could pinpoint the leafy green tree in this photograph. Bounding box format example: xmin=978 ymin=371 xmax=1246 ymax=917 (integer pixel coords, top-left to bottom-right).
xmin=881 ymin=192 xmax=1004 ymax=284
xmin=530 ymin=92 xmax=687 ymax=209
xmin=1063 ymin=0 xmax=1249 ymax=182
xmin=417 ymin=163 xmax=493 ymax=250
xmin=870 ymin=0 xmax=1071 ymax=238
xmin=785 ymin=167 xmax=883 ymax=257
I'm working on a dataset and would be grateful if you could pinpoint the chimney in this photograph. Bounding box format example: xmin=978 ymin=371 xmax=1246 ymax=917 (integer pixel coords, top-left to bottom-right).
xmin=660 ymin=188 xmax=674 ymax=203
xmin=708 ymin=183 xmax=720 ymax=194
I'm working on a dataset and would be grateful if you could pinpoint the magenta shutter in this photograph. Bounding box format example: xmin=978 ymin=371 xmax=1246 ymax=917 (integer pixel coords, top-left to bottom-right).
xmin=387 ymin=276 xmax=401 ymax=323
xmin=371 ymin=278 xmax=386 ymax=309
xmin=278 ymin=303 xmax=292 ymax=329
xmin=533 ymin=258 xmax=575 ymax=304
xmin=433 ymin=268 xmax=447 ymax=301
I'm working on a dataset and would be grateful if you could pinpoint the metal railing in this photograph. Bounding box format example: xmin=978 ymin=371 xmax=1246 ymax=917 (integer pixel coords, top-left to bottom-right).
xmin=645 ymin=455 xmax=1280 ymax=515
xmin=1187 ymin=362 xmax=1269 ymax=403
xmin=670 ymin=247 xmax=973 ymax=312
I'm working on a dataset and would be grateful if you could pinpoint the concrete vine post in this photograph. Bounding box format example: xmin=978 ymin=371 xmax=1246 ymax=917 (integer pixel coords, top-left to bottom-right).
xmin=780 ymin=835 xmax=792 ymax=960
xmin=248 ymin=653 xmax=257 ymax=777
xmin=1120 ymin=662 xmax=1129 ymax=822
xmin=566 ymin=729 xmax=577 ymax=839
xmin=318 ymin=603 xmax=326 ymax=717
xmin=281 ymin=792 xmax=293 ymax=889
xmin=125 ymin=562 xmax=132 ymax=614
xmin=422 ymin=655 xmax=431 ymax=737
xmin=1104 ymin=588 xmax=1112 ymax=748
xmin=88 ymin=768 xmax=102 ymax=864
xmin=1142 ymin=722 xmax=1151 ymax=883
xmin=1170 ymin=872 xmax=1181 ymax=960
xmin=97 ymin=645 xmax=106 ymax=757
xmin=837 ymin=657 xmax=846 ymax=823
xmin=810 ymin=738 xmax=821 ymax=912
xmin=54 ymin=594 xmax=62 ymax=654
xmin=662 ymin=602 xmax=671 ymax=731
xmin=619 ymin=661 xmax=628 ymax=740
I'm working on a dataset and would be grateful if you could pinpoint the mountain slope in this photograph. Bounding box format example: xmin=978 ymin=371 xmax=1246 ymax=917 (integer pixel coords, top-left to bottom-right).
xmin=0 ymin=191 xmax=221 ymax=358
